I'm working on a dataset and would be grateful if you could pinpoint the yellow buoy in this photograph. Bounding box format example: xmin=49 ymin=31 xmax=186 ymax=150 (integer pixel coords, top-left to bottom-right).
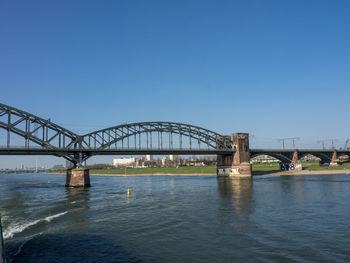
xmin=127 ymin=188 xmax=130 ymax=197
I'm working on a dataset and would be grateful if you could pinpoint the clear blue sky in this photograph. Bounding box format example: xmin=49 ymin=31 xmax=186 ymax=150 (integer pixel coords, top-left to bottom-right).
xmin=1 ymin=0 xmax=349 ymax=168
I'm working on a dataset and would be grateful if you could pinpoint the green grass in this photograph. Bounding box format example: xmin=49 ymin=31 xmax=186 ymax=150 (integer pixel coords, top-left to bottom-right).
xmin=252 ymin=163 xmax=280 ymax=172
xmin=90 ymin=162 xmax=350 ymax=175
xmin=90 ymin=166 xmax=217 ymax=175
xmin=302 ymin=162 xmax=350 ymax=171
xmin=252 ymin=162 xmax=350 ymax=172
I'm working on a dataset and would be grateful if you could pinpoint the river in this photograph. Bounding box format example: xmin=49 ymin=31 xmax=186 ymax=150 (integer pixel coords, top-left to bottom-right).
xmin=1 ymin=173 xmax=350 ymax=262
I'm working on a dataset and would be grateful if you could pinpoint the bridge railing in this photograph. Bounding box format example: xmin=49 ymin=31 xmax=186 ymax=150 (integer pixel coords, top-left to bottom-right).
xmin=0 ymin=146 xmax=235 ymax=153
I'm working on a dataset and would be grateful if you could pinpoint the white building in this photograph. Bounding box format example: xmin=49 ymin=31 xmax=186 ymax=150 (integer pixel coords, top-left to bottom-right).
xmin=251 ymin=155 xmax=279 ymax=164
xmin=169 ymin=154 xmax=178 ymax=161
xmin=146 ymin=154 xmax=153 ymax=161
xmin=161 ymin=157 xmax=168 ymax=166
xmin=113 ymin=157 xmax=135 ymax=167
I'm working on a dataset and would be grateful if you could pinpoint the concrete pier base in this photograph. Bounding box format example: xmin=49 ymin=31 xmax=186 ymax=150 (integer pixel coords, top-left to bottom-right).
xmin=293 ymin=162 xmax=303 ymax=171
xmin=231 ymin=163 xmax=252 ymax=177
xmin=279 ymin=150 xmax=303 ymax=172
xmin=217 ymin=163 xmax=252 ymax=178
xmin=280 ymin=162 xmax=302 ymax=171
xmin=65 ymin=168 xmax=91 ymax=187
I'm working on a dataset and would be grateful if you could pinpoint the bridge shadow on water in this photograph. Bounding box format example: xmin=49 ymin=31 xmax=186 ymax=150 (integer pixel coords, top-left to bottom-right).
xmin=7 ymin=233 xmax=151 ymax=263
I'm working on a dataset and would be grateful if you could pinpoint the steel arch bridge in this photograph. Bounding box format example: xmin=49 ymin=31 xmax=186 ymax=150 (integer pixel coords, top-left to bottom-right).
xmin=1 ymin=103 xmax=349 ymax=168
xmin=250 ymin=149 xmax=349 ymax=164
xmin=0 ymin=103 xmax=235 ymax=165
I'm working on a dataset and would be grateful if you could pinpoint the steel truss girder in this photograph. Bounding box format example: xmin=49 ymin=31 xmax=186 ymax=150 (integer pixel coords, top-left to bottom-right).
xmin=80 ymin=122 xmax=233 ymax=151
xmin=251 ymin=149 xmax=349 ymax=163
xmin=0 ymin=104 xmax=234 ymax=165
xmin=0 ymin=103 xmax=80 ymax=150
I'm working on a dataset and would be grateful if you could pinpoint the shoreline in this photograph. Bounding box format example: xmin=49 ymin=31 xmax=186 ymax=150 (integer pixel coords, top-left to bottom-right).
xmin=258 ymin=169 xmax=350 ymax=176
xmin=46 ymin=169 xmax=350 ymax=177
xmin=91 ymin=173 xmax=215 ymax=176
xmin=46 ymin=172 xmax=216 ymax=176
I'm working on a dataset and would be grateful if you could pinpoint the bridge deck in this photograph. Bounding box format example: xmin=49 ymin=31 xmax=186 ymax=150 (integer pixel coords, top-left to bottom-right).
xmin=251 ymin=149 xmax=350 ymax=154
xmin=0 ymin=147 xmax=235 ymax=155
xmin=1 ymin=147 xmax=348 ymax=156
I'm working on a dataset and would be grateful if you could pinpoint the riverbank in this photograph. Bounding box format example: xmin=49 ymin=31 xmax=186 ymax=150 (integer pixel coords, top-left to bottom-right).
xmin=48 ymin=169 xmax=350 ymax=176
xmin=91 ymin=166 xmax=217 ymax=176
xmin=91 ymin=169 xmax=350 ymax=177
xmin=45 ymin=163 xmax=350 ymax=177
xmin=91 ymin=173 xmax=215 ymax=176
xmin=255 ymin=169 xmax=350 ymax=176
xmin=47 ymin=166 xmax=217 ymax=176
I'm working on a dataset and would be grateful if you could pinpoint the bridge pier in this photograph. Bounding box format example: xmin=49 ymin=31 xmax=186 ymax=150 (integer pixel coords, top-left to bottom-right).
xmin=217 ymin=133 xmax=252 ymax=178
xmin=291 ymin=150 xmax=302 ymax=171
xmin=65 ymin=168 xmax=91 ymax=187
xmin=280 ymin=150 xmax=302 ymax=171
xmin=330 ymin=150 xmax=339 ymax=166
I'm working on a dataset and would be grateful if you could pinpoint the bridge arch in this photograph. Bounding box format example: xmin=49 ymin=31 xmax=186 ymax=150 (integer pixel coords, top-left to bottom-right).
xmin=0 ymin=103 xmax=80 ymax=150
xmin=250 ymin=153 xmax=292 ymax=163
xmin=0 ymin=104 xmax=235 ymax=165
xmin=299 ymin=152 xmax=332 ymax=163
xmin=80 ymin=122 xmax=233 ymax=151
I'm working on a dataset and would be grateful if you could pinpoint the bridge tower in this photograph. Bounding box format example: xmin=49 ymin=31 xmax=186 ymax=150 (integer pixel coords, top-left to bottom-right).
xmin=217 ymin=133 xmax=252 ymax=178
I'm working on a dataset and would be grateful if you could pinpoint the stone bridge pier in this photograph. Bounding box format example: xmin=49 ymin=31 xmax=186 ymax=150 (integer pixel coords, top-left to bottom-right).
xmin=65 ymin=167 xmax=91 ymax=187
xmin=280 ymin=150 xmax=303 ymax=172
xmin=329 ymin=150 xmax=339 ymax=166
xmin=217 ymin=133 xmax=252 ymax=178
xmin=279 ymin=149 xmax=340 ymax=171
xmin=65 ymin=153 xmax=91 ymax=187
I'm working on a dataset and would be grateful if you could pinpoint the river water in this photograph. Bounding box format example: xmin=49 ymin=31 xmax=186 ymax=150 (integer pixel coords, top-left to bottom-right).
xmin=1 ymin=173 xmax=350 ymax=262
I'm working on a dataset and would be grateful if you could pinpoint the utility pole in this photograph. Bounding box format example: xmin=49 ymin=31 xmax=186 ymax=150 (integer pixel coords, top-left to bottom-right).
xmin=278 ymin=138 xmax=286 ymax=149
xmin=317 ymin=139 xmax=338 ymax=150
xmin=278 ymin=137 xmax=300 ymax=149
xmin=317 ymin=140 xmax=325 ymax=150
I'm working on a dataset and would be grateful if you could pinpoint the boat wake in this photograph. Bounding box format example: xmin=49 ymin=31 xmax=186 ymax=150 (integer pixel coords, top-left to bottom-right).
xmin=3 ymin=211 xmax=68 ymax=239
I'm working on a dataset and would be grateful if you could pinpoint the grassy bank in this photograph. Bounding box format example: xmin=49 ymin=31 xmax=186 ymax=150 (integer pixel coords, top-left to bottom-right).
xmin=90 ymin=166 xmax=216 ymax=175
xmin=89 ymin=162 xmax=350 ymax=175
xmin=302 ymin=162 xmax=350 ymax=171
xmin=252 ymin=163 xmax=280 ymax=172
